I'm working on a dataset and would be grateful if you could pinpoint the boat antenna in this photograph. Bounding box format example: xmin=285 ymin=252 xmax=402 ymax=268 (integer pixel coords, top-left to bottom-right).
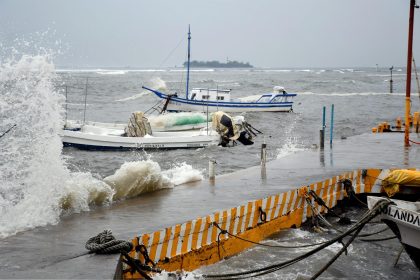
xmin=413 ymin=57 xmax=420 ymax=109
xmin=83 ymin=77 xmax=88 ymax=126
xmin=186 ymin=25 xmax=191 ymax=99
xmin=404 ymin=0 xmax=418 ymax=146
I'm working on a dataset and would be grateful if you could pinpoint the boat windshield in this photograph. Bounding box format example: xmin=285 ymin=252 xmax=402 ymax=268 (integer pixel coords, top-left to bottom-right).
xmin=257 ymin=95 xmax=272 ymax=103
xmin=270 ymin=95 xmax=289 ymax=103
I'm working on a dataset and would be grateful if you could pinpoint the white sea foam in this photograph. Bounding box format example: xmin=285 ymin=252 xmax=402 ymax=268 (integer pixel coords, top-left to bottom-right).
xmin=104 ymin=160 xmax=173 ymax=200
xmin=0 ymin=55 xmax=203 ymax=238
xmin=96 ymin=70 xmax=127 ymax=75
xmin=276 ymin=140 xmax=305 ymax=159
xmin=169 ymin=69 xmax=215 ymax=72
xmin=162 ymin=162 xmax=204 ymax=186
xmin=153 ymin=271 xmax=202 ymax=280
xmin=296 ymin=91 xmax=405 ymax=96
xmin=116 ymin=77 xmax=167 ymax=101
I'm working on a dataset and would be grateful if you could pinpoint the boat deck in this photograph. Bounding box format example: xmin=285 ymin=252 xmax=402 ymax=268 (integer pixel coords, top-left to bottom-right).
xmin=0 ymin=133 xmax=419 ymax=279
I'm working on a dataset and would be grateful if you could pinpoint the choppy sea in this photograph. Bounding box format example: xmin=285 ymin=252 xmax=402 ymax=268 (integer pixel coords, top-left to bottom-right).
xmin=1 ymin=55 xmax=419 ymax=279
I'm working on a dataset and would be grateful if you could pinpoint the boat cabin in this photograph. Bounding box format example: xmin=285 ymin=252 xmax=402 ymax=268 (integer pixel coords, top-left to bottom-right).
xmin=189 ymin=88 xmax=231 ymax=102
xmin=256 ymin=86 xmax=293 ymax=103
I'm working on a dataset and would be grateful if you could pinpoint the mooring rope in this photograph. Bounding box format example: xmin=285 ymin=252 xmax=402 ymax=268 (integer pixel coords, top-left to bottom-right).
xmin=409 ymin=139 xmax=420 ymax=145
xmin=213 ymin=222 xmax=332 ymax=249
xmin=203 ymin=199 xmax=392 ymax=279
xmin=85 ymin=230 xmax=132 ymax=254
xmin=0 ymin=124 xmax=16 ymax=139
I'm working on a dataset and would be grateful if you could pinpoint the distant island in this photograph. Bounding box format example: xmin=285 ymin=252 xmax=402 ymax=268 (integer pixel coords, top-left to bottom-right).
xmin=183 ymin=60 xmax=253 ymax=68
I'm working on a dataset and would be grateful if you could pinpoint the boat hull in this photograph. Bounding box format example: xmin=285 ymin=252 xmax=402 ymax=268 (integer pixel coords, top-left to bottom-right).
xmin=143 ymin=86 xmax=295 ymax=113
xmin=61 ymin=130 xmax=219 ymax=150
xmin=166 ymin=100 xmax=293 ymax=113
xmin=368 ymin=196 xmax=420 ymax=269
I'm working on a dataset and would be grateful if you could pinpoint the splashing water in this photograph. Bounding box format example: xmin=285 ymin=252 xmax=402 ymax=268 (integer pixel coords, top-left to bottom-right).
xmin=276 ymin=139 xmax=306 ymax=159
xmin=116 ymin=77 xmax=167 ymax=101
xmin=0 ymin=55 xmax=112 ymax=238
xmin=0 ymin=55 xmax=204 ymax=238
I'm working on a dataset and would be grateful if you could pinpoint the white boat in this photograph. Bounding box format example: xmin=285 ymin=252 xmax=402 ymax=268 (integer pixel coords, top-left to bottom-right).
xmin=368 ymin=196 xmax=420 ymax=269
xmin=143 ymin=26 xmax=297 ymax=113
xmin=61 ymin=123 xmax=219 ymax=150
xmin=61 ymin=111 xmax=257 ymax=150
xmin=143 ymin=85 xmax=296 ymax=113
xmin=65 ymin=112 xmax=211 ymax=132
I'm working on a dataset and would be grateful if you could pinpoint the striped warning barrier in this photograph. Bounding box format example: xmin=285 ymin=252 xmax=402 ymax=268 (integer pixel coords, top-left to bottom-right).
xmin=119 ymin=168 xmax=409 ymax=279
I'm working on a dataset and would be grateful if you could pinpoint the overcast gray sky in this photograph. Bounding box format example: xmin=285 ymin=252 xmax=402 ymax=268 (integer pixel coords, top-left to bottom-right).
xmin=1 ymin=0 xmax=420 ymax=68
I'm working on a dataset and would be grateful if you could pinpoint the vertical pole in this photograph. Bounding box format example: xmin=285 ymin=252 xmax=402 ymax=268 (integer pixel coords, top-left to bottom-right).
xmin=186 ymin=25 xmax=191 ymax=99
xmin=390 ymin=66 xmax=394 ymax=93
xmin=413 ymin=58 xmax=420 ymax=105
xmin=320 ymin=130 xmax=324 ymax=149
xmin=405 ymin=0 xmax=416 ymax=147
xmin=65 ymin=85 xmax=68 ymax=127
xmin=206 ymin=101 xmax=209 ymax=135
xmin=261 ymin=140 xmax=267 ymax=179
xmin=83 ymin=78 xmax=88 ymax=126
xmin=216 ymin=85 xmax=219 ymax=111
xmin=330 ymin=104 xmax=334 ymax=146
xmin=209 ymin=160 xmax=216 ymax=181
xmin=320 ymin=106 xmax=326 ymax=149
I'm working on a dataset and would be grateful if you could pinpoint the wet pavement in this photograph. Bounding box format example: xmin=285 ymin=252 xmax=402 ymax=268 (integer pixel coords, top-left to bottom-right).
xmin=0 ymin=132 xmax=419 ymax=279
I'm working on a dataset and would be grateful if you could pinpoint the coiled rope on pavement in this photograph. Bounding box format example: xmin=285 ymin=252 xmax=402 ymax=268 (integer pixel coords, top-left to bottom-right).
xmin=85 ymin=230 xmax=132 ymax=254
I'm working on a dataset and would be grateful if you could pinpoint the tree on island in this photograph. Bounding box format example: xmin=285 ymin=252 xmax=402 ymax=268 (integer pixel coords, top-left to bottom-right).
xmin=183 ymin=60 xmax=253 ymax=68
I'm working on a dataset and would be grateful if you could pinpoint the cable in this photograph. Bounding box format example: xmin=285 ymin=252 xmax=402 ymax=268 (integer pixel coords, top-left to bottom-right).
xmin=203 ymin=200 xmax=391 ymax=279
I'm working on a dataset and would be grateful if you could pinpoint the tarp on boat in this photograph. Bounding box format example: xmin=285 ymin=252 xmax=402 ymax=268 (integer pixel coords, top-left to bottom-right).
xmin=212 ymin=111 xmax=240 ymax=141
xmin=382 ymin=169 xmax=420 ymax=197
xmin=212 ymin=111 xmax=254 ymax=146
xmin=125 ymin=112 xmax=152 ymax=137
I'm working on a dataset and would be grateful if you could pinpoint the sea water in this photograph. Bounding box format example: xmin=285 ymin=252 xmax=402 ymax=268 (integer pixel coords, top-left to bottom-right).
xmin=1 ymin=54 xmax=419 ymax=279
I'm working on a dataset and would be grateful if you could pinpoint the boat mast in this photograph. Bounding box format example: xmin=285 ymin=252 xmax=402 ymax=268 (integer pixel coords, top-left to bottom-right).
xmin=186 ymin=25 xmax=191 ymax=99
xmin=404 ymin=0 xmax=417 ymax=146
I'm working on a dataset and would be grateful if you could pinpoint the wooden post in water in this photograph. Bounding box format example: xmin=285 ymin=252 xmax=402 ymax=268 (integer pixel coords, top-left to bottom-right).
xmin=404 ymin=0 xmax=417 ymax=146
xmin=320 ymin=106 xmax=326 ymax=149
xmin=389 ymin=66 xmax=394 ymax=93
xmin=209 ymin=160 xmax=216 ymax=181
xmin=64 ymin=85 xmax=68 ymax=127
xmin=330 ymin=104 xmax=334 ymax=146
xmin=261 ymin=141 xmax=267 ymax=179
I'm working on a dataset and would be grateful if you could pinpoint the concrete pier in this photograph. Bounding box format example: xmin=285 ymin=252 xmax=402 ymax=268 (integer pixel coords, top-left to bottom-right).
xmin=0 ymin=133 xmax=419 ymax=279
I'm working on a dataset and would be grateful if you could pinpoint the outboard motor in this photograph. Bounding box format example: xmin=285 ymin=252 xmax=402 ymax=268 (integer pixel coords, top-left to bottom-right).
xmin=212 ymin=111 xmax=257 ymax=146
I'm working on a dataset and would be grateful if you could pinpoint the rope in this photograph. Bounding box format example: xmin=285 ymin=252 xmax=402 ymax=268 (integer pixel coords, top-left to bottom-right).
xmin=409 ymin=139 xmax=420 ymax=145
xmin=310 ymin=221 xmax=365 ymax=279
xmin=393 ymin=245 xmax=405 ymax=267
xmin=0 ymin=124 xmax=16 ymax=139
xmin=359 ymin=235 xmax=397 ymax=242
xmin=213 ymin=222 xmax=332 ymax=249
xmin=203 ymin=199 xmax=391 ymax=279
xmin=85 ymin=230 xmax=132 ymax=254
xmin=351 ymin=192 xmax=368 ymax=207
xmin=120 ymin=251 xmax=162 ymax=280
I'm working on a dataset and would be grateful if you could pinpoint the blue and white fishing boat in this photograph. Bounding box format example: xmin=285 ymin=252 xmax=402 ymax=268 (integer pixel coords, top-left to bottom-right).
xmin=142 ymin=27 xmax=297 ymax=113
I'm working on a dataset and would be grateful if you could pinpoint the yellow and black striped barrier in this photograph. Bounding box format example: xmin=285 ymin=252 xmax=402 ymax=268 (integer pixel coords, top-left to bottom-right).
xmin=116 ymin=168 xmax=415 ymax=279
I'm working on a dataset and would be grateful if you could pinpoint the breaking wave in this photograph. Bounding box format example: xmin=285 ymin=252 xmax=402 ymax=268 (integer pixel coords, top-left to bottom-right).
xmin=116 ymin=77 xmax=167 ymax=101
xmin=0 ymin=55 xmax=202 ymax=238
